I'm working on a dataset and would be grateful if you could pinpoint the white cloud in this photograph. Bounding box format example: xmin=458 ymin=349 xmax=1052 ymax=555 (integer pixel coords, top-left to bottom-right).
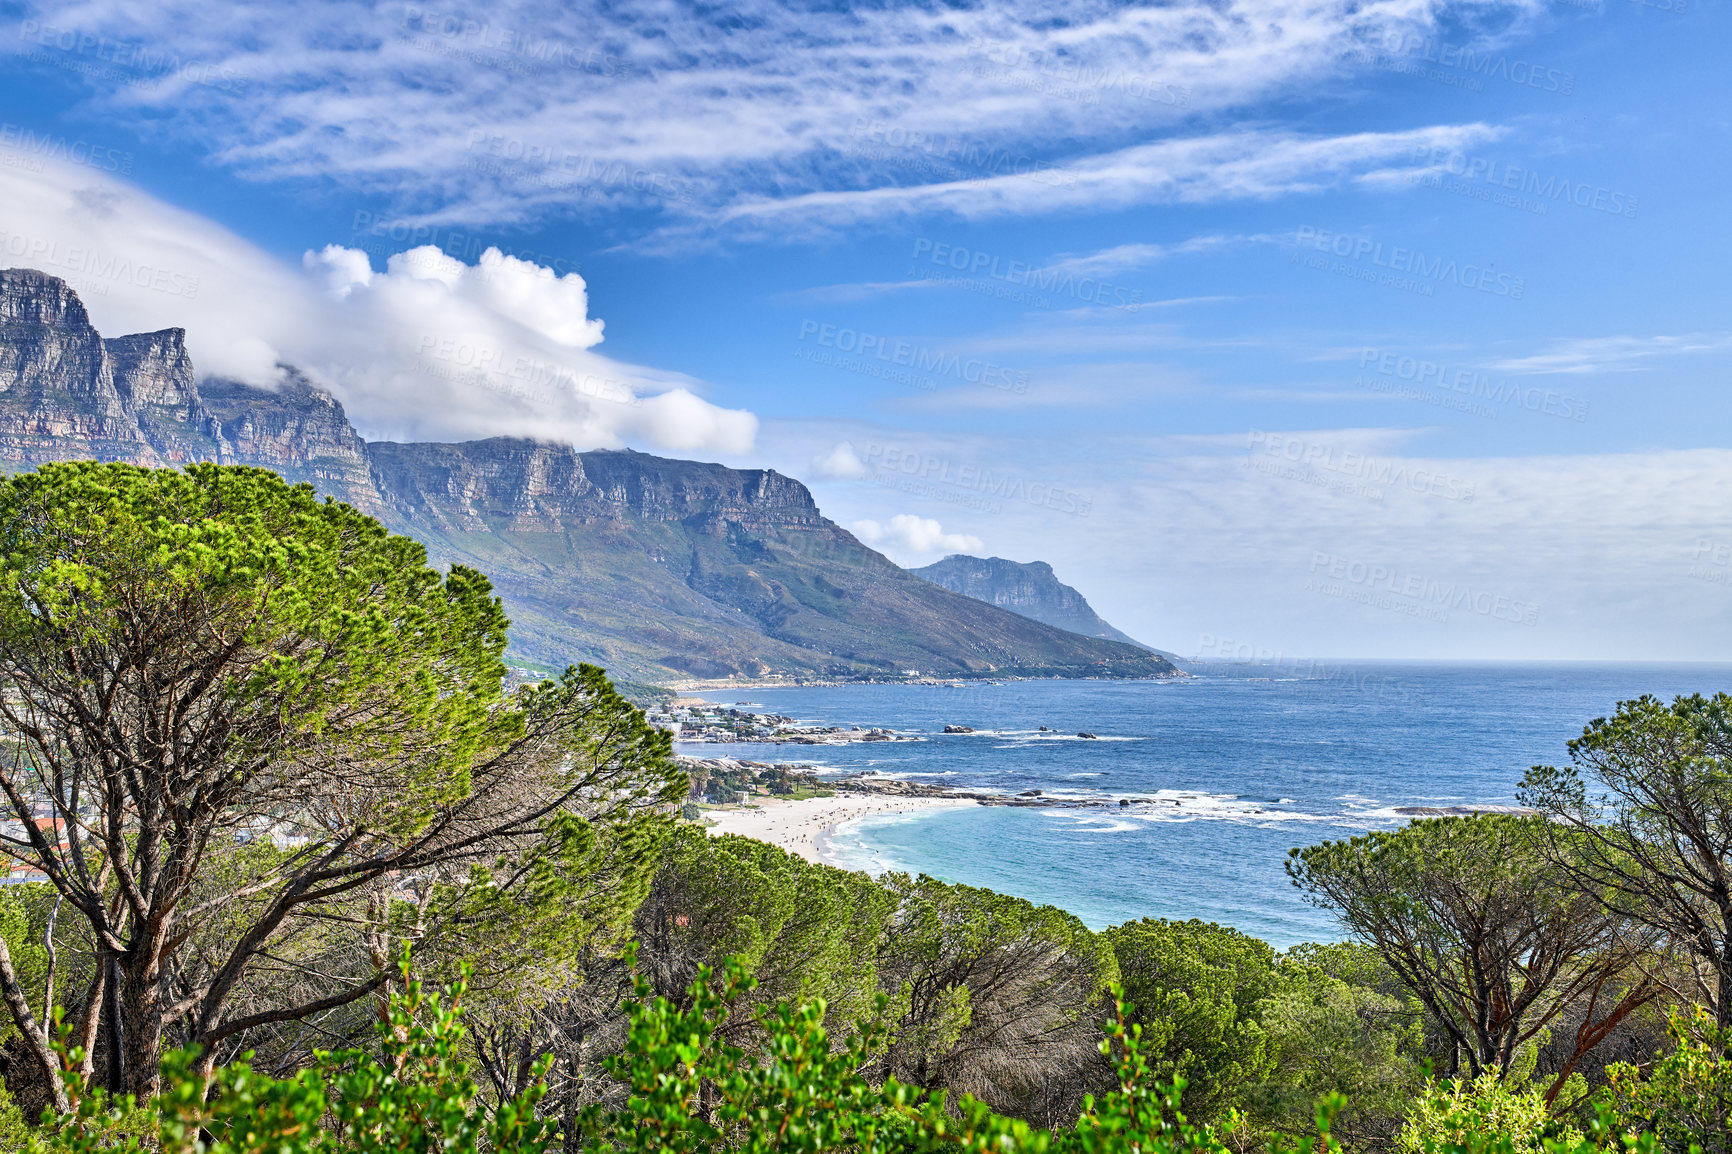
xmin=684 ymin=125 xmax=1505 ymax=241
xmin=623 ymin=389 xmax=758 ymax=455
xmin=7 ymin=0 xmax=1538 ymax=238
xmin=1041 ymin=234 xmax=1271 ymax=279
xmin=1481 ymin=334 xmax=1732 ymax=376
xmin=852 ymin=514 xmax=984 ymax=560
xmin=813 ymin=442 xmax=870 ymax=479
xmin=764 ymin=418 xmax=1732 ymax=661
xmin=0 ymin=155 xmax=756 ymax=454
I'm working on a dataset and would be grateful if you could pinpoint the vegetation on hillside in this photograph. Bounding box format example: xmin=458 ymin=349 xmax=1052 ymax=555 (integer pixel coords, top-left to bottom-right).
xmin=0 ymin=462 xmax=1727 ymax=1152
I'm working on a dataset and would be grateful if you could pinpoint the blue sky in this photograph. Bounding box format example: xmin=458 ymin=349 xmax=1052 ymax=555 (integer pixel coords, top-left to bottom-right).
xmin=2 ymin=0 xmax=1729 ymax=661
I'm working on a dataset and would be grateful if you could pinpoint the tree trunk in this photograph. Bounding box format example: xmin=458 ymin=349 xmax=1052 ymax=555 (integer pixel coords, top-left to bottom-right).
xmin=1718 ymin=930 xmax=1732 ymax=1038
xmin=0 ymin=934 xmax=69 ymax=1113
xmin=561 ymin=1047 xmax=585 ymax=1154
xmin=122 ymin=951 xmax=166 ymax=1100
xmin=103 ymin=952 xmax=127 ymax=1095
xmin=74 ymin=965 xmax=105 ymax=1090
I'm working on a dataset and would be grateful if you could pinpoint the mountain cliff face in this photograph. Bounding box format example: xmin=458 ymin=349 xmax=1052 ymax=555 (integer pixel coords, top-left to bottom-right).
xmin=0 ymin=269 xmax=378 ymax=508
xmin=0 ymin=268 xmax=145 ymax=458
xmin=911 ymin=554 xmax=1155 ymax=651
xmin=0 ymin=268 xmax=1179 ymax=683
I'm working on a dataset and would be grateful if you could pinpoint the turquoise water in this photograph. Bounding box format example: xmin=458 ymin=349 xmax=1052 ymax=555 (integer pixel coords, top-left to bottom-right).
xmin=686 ymin=663 xmax=1732 ymax=947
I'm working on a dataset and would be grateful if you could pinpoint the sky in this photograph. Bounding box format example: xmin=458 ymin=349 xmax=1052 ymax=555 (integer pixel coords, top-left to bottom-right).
xmin=0 ymin=0 xmax=1728 ymax=663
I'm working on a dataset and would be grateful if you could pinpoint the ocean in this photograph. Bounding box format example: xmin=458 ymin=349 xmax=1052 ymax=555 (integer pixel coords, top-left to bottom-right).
xmin=685 ymin=663 xmax=1732 ymax=948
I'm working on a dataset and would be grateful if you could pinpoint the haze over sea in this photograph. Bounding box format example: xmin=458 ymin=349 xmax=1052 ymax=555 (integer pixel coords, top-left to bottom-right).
xmin=691 ymin=664 xmax=1732 ymax=948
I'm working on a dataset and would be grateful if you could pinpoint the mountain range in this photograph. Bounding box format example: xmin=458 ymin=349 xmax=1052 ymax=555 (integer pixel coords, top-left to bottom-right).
xmin=0 ymin=267 xmax=1177 ymax=684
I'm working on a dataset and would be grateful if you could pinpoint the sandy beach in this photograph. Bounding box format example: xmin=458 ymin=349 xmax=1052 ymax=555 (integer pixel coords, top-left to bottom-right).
xmin=702 ymin=793 xmax=978 ymax=868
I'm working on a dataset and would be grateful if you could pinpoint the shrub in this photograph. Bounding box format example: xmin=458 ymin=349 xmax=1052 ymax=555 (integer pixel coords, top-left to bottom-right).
xmin=1397 ymin=1073 xmax=1576 ymax=1154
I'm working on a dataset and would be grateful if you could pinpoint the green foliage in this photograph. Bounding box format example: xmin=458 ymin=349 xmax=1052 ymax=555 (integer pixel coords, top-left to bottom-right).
xmin=0 ymin=887 xmax=51 ymax=1048
xmin=0 ymin=1081 xmax=30 ymax=1154
xmin=701 ymin=766 xmax=761 ymax=804
xmin=579 ymin=957 xmax=1279 ymax=1154
xmin=25 ymin=954 xmax=1294 ymax=1154
xmin=0 ymin=460 xmax=515 ymax=811
xmin=1056 ymin=1008 xmax=1278 ymax=1154
xmin=577 ymin=955 xmax=893 ymax=1154
xmin=1288 ymin=815 xmax=1650 ymax=1089
xmin=1603 ymin=1008 xmax=1732 ymax=1152
xmin=1252 ymin=943 xmax=1428 ymax=1144
xmin=635 ymin=827 xmax=894 ymax=1038
xmin=877 ymin=875 xmax=1119 ymax=1122
xmin=1104 ymin=919 xmax=1277 ymax=1123
xmin=37 ymin=964 xmax=557 ymax=1154
xmin=1397 ymin=1074 xmax=1577 ymax=1154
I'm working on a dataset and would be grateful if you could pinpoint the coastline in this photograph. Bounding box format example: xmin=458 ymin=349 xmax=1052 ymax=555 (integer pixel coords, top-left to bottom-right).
xmin=700 ymin=792 xmax=979 ymax=868
xmin=668 ymin=670 xmax=1189 ymax=692
xmin=694 ymin=777 xmax=1536 ymax=875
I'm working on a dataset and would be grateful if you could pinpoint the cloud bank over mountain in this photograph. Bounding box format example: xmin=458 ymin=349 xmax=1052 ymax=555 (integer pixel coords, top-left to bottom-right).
xmin=0 ymin=154 xmax=757 ymax=452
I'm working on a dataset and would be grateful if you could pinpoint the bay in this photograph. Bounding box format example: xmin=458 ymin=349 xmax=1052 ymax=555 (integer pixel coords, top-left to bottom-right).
xmin=686 ymin=662 xmax=1732 ymax=948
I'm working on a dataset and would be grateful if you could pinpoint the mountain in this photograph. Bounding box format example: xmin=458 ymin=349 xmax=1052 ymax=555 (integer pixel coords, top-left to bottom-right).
xmin=911 ymin=554 xmax=1166 ymax=654
xmin=0 ymin=268 xmax=1180 ymax=684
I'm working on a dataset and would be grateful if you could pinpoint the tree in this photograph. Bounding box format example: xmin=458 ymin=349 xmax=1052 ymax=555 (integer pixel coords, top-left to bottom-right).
xmin=0 ymin=462 xmax=684 ymax=1100
xmin=468 ymin=828 xmax=894 ymax=1142
xmin=1253 ymin=943 xmax=1428 ymax=1148
xmin=1287 ymin=816 xmax=1658 ymax=1100
xmin=632 ymin=830 xmax=893 ymax=1032
xmin=40 ymin=959 xmax=561 ymax=1154
xmin=1103 ymin=919 xmax=1277 ymax=1124
xmin=875 ymin=875 xmax=1119 ymax=1127
xmin=1520 ymin=693 xmax=1732 ymax=1032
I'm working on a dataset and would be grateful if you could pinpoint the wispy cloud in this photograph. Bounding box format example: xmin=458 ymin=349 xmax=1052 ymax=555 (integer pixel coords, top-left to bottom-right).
xmin=1483 ymin=334 xmax=1732 ymax=375
xmin=765 ymin=418 xmax=1732 ymax=660
xmin=1040 ymin=235 xmax=1267 ymax=279
xmin=681 ymin=125 xmax=1505 ymax=242
xmin=9 ymin=0 xmax=1535 ymax=241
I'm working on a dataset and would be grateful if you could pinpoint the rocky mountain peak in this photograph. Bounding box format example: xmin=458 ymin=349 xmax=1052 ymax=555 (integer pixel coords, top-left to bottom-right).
xmin=107 ymin=328 xmax=196 ymax=408
xmin=0 ymin=267 xmax=137 ymax=452
xmin=0 ymin=267 xmax=96 ymax=330
xmin=911 ymin=554 xmax=1154 ymax=652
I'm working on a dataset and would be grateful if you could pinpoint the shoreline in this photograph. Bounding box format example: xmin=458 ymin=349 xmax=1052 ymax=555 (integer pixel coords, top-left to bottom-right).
xmin=700 ymin=792 xmax=980 ymax=868
xmin=668 ymin=671 xmax=1188 ymax=692
xmin=696 ymin=780 xmax=1535 ymax=871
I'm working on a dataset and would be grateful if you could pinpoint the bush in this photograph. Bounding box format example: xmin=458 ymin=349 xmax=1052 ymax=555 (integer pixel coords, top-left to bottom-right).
xmin=1604 ymin=1008 xmax=1732 ymax=1154
xmin=26 ymin=953 xmax=1335 ymax=1154
xmin=1396 ymin=1073 xmax=1576 ymax=1154
xmin=38 ymin=962 xmax=556 ymax=1154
